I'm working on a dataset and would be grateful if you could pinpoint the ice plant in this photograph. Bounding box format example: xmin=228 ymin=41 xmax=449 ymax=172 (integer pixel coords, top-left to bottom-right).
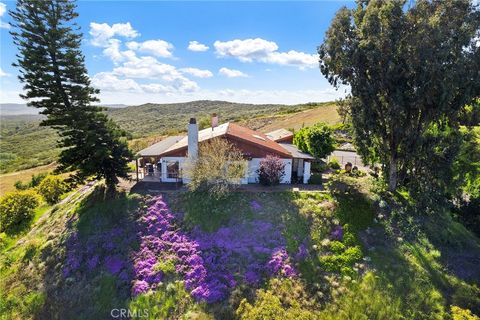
xmin=132 ymin=196 xmax=298 ymax=303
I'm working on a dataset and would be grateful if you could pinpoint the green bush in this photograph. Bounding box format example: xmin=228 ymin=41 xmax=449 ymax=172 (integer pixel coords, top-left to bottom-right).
xmin=451 ymin=306 xmax=479 ymax=320
xmin=0 ymin=190 xmax=39 ymax=233
xmin=308 ymin=174 xmax=322 ymax=185
xmin=37 ymin=175 xmax=67 ymax=204
xmin=236 ymin=279 xmax=319 ymax=319
xmin=328 ymin=158 xmax=340 ymax=169
xmin=14 ymin=172 xmax=48 ymax=191
xmin=311 ymin=161 xmax=328 ymax=173
xmin=293 ymin=123 xmax=335 ymax=159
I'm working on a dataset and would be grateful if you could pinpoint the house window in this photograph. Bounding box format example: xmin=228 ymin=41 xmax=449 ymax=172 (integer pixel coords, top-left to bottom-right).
xmin=166 ymin=161 xmax=179 ymax=179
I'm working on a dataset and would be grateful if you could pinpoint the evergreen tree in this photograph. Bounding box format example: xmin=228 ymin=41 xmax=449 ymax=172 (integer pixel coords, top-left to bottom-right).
xmin=319 ymin=0 xmax=480 ymax=196
xmin=10 ymin=0 xmax=132 ymax=189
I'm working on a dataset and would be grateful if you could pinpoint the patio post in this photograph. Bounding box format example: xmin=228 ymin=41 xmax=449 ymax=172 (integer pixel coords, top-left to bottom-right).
xmin=135 ymin=158 xmax=139 ymax=182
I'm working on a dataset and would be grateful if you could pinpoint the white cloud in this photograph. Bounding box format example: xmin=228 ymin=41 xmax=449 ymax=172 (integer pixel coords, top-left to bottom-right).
xmin=126 ymin=40 xmax=174 ymax=58
xmin=267 ymin=51 xmax=317 ymax=68
xmin=214 ymin=38 xmax=317 ymax=69
xmin=141 ymin=83 xmax=172 ymax=94
xmin=180 ymin=67 xmax=213 ymax=78
xmin=219 ymin=67 xmax=248 ymax=78
xmin=188 ymin=41 xmax=209 ymax=52
xmin=0 ymin=2 xmax=9 ymax=29
xmin=113 ymin=56 xmax=180 ymax=79
xmin=91 ymin=72 xmax=142 ymax=92
xmin=215 ymin=38 xmax=278 ymax=62
xmin=89 ymin=22 xmax=139 ymax=47
xmin=0 ymin=67 xmax=10 ymax=77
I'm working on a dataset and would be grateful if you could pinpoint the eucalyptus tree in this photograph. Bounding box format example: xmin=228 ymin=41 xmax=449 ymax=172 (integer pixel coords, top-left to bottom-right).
xmin=319 ymin=0 xmax=480 ymax=196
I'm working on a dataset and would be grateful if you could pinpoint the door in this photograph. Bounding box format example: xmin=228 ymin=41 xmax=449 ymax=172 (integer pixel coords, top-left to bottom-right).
xmin=166 ymin=160 xmax=179 ymax=181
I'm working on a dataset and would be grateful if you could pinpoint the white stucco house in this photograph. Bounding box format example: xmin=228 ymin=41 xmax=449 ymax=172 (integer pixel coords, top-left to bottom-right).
xmin=136 ymin=115 xmax=314 ymax=184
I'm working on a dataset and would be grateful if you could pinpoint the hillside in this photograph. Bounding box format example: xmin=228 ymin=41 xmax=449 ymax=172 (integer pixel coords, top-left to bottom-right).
xmin=0 ymin=115 xmax=58 ymax=173
xmin=0 ymin=101 xmax=337 ymax=173
xmin=1 ymin=176 xmax=479 ymax=319
xmin=106 ymin=100 xmax=326 ymax=137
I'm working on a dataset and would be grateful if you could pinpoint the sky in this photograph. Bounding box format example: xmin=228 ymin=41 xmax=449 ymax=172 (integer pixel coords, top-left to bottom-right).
xmin=0 ymin=1 xmax=354 ymax=105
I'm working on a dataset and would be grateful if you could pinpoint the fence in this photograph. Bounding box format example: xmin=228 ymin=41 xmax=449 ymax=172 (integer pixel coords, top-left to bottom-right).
xmin=326 ymin=151 xmax=367 ymax=169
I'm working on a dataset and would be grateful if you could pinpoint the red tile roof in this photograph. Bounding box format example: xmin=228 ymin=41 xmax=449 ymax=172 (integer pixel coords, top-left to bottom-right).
xmin=158 ymin=122 xmax=292 ymax=158
xmin=226 ymin=123 xmax=291 ymax=158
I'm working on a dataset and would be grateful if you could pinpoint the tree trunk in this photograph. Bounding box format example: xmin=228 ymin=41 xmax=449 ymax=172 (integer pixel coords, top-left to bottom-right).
xmin=388 ymin=156 xmax=398 ymax=192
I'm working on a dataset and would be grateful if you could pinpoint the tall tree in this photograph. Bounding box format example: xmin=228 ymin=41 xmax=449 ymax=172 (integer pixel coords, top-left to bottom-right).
xmin=10 ymin=0 xmax=132 ymax=188
xmin=319 ymin=0 xmax=480 ymax=194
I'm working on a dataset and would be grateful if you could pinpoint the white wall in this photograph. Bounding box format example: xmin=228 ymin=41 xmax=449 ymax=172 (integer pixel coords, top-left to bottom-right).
xmin=303 ymin=161 xmax=311 ymax=184
xmin=160 ymin=157 xmax=293 ymax=184
xmin=247 ymin=158 xmax=292 ymax=184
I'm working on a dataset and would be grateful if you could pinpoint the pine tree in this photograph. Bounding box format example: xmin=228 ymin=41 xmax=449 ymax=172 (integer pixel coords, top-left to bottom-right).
xmin=10 ymin=0 xmax=132 ymax=189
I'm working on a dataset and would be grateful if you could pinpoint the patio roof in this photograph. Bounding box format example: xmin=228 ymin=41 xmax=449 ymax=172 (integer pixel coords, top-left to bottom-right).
xmin=266 ymin=128 xmax=294 ymax=142
xmin=279 ymin=143 xmax=315 ymax=160
xmin=137 ymin=135 xmax=185 ymax=157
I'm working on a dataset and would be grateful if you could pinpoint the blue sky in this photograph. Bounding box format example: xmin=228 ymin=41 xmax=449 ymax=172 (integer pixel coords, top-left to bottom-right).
xmin=0 ymin=1 xmax=353 ymax=105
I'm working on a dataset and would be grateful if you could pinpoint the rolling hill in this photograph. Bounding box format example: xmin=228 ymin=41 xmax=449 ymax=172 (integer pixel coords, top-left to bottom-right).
xmin=0 ymin=100 xmax=338 ymax=174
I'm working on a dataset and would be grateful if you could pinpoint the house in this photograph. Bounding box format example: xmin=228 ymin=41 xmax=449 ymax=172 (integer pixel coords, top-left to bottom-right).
xmin=136 ymin=116 xmax=314 ymax=184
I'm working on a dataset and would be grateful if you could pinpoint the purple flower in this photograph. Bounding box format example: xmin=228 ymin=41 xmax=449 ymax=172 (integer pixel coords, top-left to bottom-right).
xmin=131 ymin=195 xmax=297 ymax=303
xmin=330 ymin=225 xmax=343 ymax=241
xmin=250 ymin=200 xmax=262 ymax=211
xmin=132 ymin=280 xmax=149 ymax=296
xmin=295 ymin=243 xmax=309 ymax=260
xmin=104 ymin=255 xmax=124 ymax=274
xmin=87 ymin=255 xmax=99 ymax=270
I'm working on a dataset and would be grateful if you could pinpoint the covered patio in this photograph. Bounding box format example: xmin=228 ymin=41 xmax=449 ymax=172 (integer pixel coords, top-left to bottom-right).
xmin=135 ymin=135 xmax=184 ymax=183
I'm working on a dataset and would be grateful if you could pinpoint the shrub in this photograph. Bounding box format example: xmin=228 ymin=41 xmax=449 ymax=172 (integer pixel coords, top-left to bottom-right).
xmin=14 ymin=172 xmax=48 ymax=191
xmin=311 ymin=161 xmax=328 ymax=173
xmin=257 ymin=155 xmax=285 ymax=186
xmin=37 ymin=175 xmax=67 ymax=204
xmin=293 ymin=123 xmax=335 ymax=159
xmin=186 ymin=138 xmax=246 ymax=198
xmin=328 ymin=157 xmax=340 ymax=169
xmin=236 ymin=279 xmax=319 ymax=320
xmin=451 ymin=306 xmax=479 ymax=320
xmin=0 ymin=190 xmax=39 ymax=233
xmin=308 ymin=173 xmax=322 ymax=185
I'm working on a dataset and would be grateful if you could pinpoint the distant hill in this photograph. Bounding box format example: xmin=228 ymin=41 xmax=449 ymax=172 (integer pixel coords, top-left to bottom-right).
xmin=0 ymin=100 xmax=335 ymax=173
xmin=107 ymin=100 xmax=324 ymax=137
xmin=0 ymin=103 xmax=127 ymax=116
xmin=0 ymin=103 xmax=39 ymax=115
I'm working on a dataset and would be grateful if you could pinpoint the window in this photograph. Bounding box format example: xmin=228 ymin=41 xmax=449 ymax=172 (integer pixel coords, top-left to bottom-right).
xmin=166 ymin=161 xmax=179 ymax=179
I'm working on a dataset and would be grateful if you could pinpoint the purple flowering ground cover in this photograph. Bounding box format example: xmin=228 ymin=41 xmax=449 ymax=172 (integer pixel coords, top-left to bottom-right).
xmin=132 ymin=195 xmax=301 ymax=303
xmin=62 ymin=193 xmax=305 ymax=305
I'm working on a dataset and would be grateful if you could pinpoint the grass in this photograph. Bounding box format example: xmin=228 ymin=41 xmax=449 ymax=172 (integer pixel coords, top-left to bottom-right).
xmin=0 ymin=163 xmax=57 ymax=196
xmin=1 ymin=175 xmax=479 ymax=319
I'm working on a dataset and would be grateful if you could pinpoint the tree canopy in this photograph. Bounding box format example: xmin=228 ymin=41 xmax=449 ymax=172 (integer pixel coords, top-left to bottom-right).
xmin=293 ymin=123 xmax=336 ymax=159
xmin=10 ymin=0 xmax=132 ymax=188
xmin=319 ymin=0 xmax=480 ymax=197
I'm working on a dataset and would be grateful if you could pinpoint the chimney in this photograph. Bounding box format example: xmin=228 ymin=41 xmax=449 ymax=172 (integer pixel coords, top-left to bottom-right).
xmin=211 ymin=113 xmax=219 ymax=129
xmin=188 ymin=118 xmax=198 ymax=159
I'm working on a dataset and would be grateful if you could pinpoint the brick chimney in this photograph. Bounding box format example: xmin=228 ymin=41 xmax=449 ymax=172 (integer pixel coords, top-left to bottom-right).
xmin=211 ymin=113 xmax=219 ymax=129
